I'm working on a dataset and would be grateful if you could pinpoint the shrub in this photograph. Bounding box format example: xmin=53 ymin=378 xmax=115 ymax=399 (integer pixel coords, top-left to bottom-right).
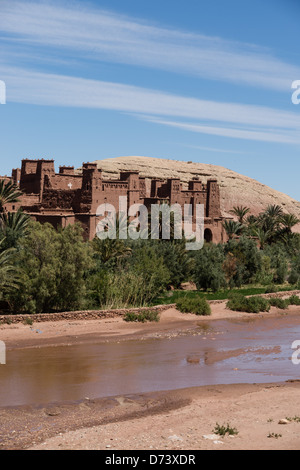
xmin=213 ymin=423 xmax=238 ymax=437
xmin=265 ymin=285 xmax=279 ymax=294
xmin=268 ymin=297 xmax=289 ymax=309
xmin=123 ymin=310 xmax=160 ymax=323
xmin=288 ymin=269 xmax=299 ymax=285
xmin=176 ymin=296 xmax=211 ymax=316
xmin=226 ymin=294 xmax=270 ymax=313
xmin=288 ymin=295 xmax=300 ymax=306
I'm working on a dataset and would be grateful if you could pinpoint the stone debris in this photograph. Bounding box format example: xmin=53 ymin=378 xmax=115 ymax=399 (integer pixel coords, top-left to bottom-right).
xmin=167 ymin=435 xmax=183 ymax=442
xmin=202 ymin=434 xmax=221 ymax=440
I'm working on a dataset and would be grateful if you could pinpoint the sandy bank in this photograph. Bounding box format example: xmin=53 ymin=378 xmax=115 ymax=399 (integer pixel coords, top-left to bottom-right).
xmin=0 ymin=381 xmax=299 ymax=450
xmin=1 ymin=300 xmax=300 ymax=350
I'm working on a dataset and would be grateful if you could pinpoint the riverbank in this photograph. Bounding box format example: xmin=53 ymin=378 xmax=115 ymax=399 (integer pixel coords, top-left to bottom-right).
xmin=1 ymin=299 xmax=300 ymax=350
xmin=0 ymin=381 xmax=299 ymax=450
xmin=1 ymin=302 xmax=300 ymax=450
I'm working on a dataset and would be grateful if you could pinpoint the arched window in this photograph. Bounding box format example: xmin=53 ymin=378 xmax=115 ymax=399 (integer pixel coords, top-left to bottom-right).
xmin=204 ymin=228 xmax=213 ymax=243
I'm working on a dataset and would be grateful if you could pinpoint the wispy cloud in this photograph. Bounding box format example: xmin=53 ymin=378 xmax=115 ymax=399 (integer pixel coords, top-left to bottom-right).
xmin=144 ymin=117 xmax=300 ymax=144
xmin=1 ymin=0 xmax=299 ymax=91
xmin=2 ymin=64 xmax=300 ymax=145
xmin=172 ymin=144 xmax=249 ymax=155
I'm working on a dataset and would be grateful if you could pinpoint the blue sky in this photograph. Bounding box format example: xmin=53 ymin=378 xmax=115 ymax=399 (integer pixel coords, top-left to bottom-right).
xmin=0 ymin=0 xmax=300 ymax=199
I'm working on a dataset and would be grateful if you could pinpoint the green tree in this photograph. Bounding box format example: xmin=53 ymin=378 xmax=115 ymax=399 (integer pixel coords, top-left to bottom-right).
xmin=280 ymin=213 xmax=300 ymax=235
xmin=0 ymin=240 xmax=20 ymax=299
xmin=229 ymin=206 xmax=250 ymax=224
xmin=8 ymin=222 xmax=94 ymax=313
xmin=193 ymin=243 xmax=226 ymax=292
xmin=253 ymin=227 xmax=272 ymax=250
xmin=0 ymin=210 xmax=31 ymax=249
xmin=54 ymin=224 xmax=94 ymax=311
xmin=129 ymin=243 xmax=170 ymax=302
xmin=224 ymin=237 xmax=262 ymax=286
xmin=0 ymin=180 xmax=22 ymax=213
xmin=264 ymin=244 xmax=288 ymax=284
xmin=223 ymin=220 xmax=243 ymax=240
xmin=154 ymin=239 xmax=193 ymax=288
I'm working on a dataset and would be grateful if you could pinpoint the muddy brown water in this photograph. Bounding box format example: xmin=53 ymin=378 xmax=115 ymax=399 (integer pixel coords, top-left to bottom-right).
xmin=1 ymin=315 xmax=300 ymax=407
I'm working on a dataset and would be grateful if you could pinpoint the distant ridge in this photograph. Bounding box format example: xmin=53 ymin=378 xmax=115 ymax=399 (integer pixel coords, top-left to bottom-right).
xmin=82 ymin=156 xmax=300 ymax=229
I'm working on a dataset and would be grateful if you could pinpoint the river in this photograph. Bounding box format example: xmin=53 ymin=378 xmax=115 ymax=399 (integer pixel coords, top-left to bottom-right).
xmin=1 ymin=314 xmax=300 ymax=407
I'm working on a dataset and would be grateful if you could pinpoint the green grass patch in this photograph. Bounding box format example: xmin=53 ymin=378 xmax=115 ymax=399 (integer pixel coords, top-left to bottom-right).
xmin=152 ymin=284 xmax=296 ymax=306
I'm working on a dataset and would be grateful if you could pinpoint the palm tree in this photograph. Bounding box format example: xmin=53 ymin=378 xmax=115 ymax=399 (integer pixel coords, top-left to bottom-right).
xmin=0 ymin=239 xmax=20 ymax=296
xmin=229 ymin=206 xmax=250 ymax=224
xmin=93 ymin=213 xmax=132 ymax=265
xmin=256 ymin=205 xmax=284 ymax=239
xmin=0 ymin=210 xmax=31 ymax=249
xmin=92 ymin=237 xmax=132 ymax=265
xmin=253 ymin=227 xmax=273 ymax=250
xmin=264 ymin=204 xmax=284 ymax=219
xmin=245 ymin=214 xmax=258 ymax=236
xmin=280 ymin=213 xmax=300 ymax=234
xmin=223 ymin=220 xmax=243 ymax=240
xmin=0 ymin=180 xmax=22 ymax=213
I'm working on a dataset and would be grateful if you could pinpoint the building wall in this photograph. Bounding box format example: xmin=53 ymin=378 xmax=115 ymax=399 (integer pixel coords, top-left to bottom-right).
xmin=3 ymin=158 xmax=227 ymax=243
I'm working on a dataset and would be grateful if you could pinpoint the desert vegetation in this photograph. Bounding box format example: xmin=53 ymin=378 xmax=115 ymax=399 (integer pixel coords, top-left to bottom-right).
xmin=1 ymin=181 xmax=300 ymax=315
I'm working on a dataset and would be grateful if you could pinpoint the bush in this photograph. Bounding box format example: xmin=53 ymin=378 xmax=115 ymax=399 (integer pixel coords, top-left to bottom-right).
xmin=123 ymin=310 xmax=160 ymax=323
xmin=226 ymin=294 xmax=270 ymax=313
xmin=288 ymin=295 xmax=300 ymax=306
xmin=288 ymin=269 xmax=299 ymax=285
xmin=265 ymin=285 xmax=279 ymax=294
xmin=268 ymin=297 xmax=289 ymax=309
xmin=213 ymin=423 xmax=238 ymax=437
xmin=176 ymin=296 xmax=211 ymax=316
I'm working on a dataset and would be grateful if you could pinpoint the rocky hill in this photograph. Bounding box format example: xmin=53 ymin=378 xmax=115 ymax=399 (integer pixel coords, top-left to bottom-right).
xmin=83 ymin=156 xmax=300 ymax=227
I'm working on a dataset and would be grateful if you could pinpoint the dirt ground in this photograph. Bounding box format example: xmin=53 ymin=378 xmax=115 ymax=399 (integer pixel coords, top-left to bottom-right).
xmin=1 ymin=302 xmax=300 ymax=450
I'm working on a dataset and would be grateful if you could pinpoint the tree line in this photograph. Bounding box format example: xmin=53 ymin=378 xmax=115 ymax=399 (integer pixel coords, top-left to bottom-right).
xmin=1 ymin=181 xmax=300 ymax=314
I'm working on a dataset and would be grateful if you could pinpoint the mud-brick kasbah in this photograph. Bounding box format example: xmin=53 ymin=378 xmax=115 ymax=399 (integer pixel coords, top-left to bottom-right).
xmin=2 ymin=158 xmax=230 ymax=242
